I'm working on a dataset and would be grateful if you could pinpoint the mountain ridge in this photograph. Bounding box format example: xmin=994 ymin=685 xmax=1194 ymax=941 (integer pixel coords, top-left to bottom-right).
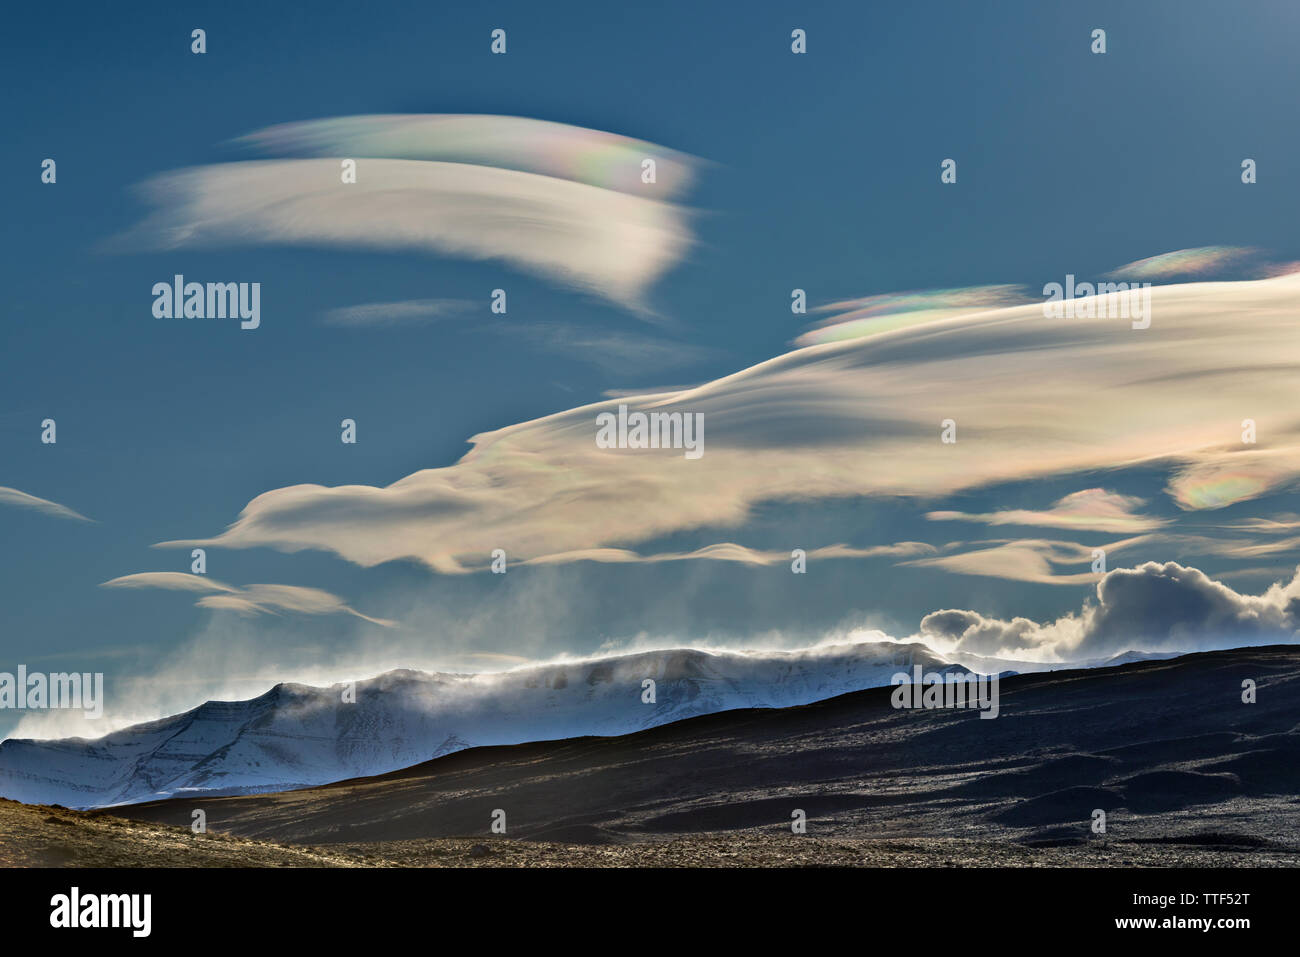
xmin=0 ymin=641 xmax=965 ymax=807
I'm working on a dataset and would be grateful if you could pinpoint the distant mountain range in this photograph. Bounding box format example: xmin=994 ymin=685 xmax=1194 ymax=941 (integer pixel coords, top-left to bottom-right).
xmin=947 ymin=648 xmax=1178 ymax=674
xmin=0 ymin=641 xmax=1178 ymax=808
xmin=111 ymin=645 xmax=1300 ymax=860
xmin=0 ymin=642 xmax=967 ymax=807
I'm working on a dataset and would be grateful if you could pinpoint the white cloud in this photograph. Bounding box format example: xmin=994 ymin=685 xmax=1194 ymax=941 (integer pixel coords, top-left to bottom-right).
xmin=101 ymin=572 xmax=394 ymax=627
xmin=156 ymin=272 xmax=1300 ymax=572
xmin=918 ymin=560 xmax=1300 ymax=660
xmin=322 ymin=298 xmax=474 ymax=326
xmin=486 ymin=321 xmax=717 ymax=374
xmin=0 ymin=487 xmax=92 ymax=522
xmin=117 ymin=110 xmax=703 ymax=313
xmin=902 ymin=537 xmax=1145 ymax=585
xmin=520 ymin=540 xmax=936 ymax=568
xmin=927 ymin=488 xmax=1165 ymax=532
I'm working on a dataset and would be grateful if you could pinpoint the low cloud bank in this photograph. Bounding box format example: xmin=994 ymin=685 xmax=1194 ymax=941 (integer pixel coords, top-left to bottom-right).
xmin=920 ymin=561 xmax=1300 ymax=660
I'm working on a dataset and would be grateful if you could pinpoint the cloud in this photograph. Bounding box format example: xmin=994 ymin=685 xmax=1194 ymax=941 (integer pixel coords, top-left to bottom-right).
xmin=917 ymin=560 xmax=1300 ymax=659
xmin=902 ymin=536 xmax=1146 ymax=585
xmin=1104 ymin=246 xmax=1262 ymax=281
xmin=486 ymin=321 xmax=718 ymax=374
xmin=101 ymin=573 xmax=395 ymax=627
xmin=158 ymin=272 xmax=1300 ymax=571
xmin=520 ymin=540 xmax=937 ymax=569
xmin=101 ymin=571 xmax=237 ymax=594
xmin=117 ymin=159 xmax=691 ymax=311
xmin=37 ymin=558 xmax=1300 ymax=739
xmin=794 ymin=284 xmax=1030 ymax=347
xmin=918 ymin=608 xmax=1072 ymax=658
xmin=1218 ymin=514 xmax=1300 ymax=533
xmin=927 ymin=488 xmax=1165 ymax=532
xmin=0 ymin=487 xmax=92 ymax=522
xmin=116 ymin=115 xmax=701 ymax=312
xmin=902 ymin=525 xmax=1300 ymax=586
xmin=232 ymin=114 xmax=699 ymax=198
xmin=1166 ymin=447 xmax=1300 ymax=510
xmin=322 ymin=298 xmax=475 ymax=326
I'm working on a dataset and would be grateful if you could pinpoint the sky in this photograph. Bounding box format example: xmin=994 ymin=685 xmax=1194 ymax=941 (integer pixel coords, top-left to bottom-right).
xmin=4 ymin=0 xmax=1300 ymax=737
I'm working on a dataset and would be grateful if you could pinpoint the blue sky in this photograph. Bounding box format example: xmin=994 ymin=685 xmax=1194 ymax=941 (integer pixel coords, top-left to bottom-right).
xmin=5 ymin=0 xmax=1300 ymax=736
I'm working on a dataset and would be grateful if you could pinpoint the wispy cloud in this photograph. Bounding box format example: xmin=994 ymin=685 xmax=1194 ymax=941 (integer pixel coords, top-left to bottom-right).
xmin=520 ymin=540 xmax=937 ymax=569
xmin=322 ymin=298 xmax=475 ymax=327
xmin=101 ymin=572 xmax=395 ymax=627
xmin=901 ymin=536 xmax=1148 ymax=585
xmin=0 ymin=487 xmax=92 ymax=523
xmin=487 ymin=321 xmax=718 ymax=374
xmin=903 ymin=524 xmax=1300 ymax=585
xmin=1217 ymin=514 xmax=1300 ymax=533
xmin=927 ymin=488 xmax=1166 ymax=532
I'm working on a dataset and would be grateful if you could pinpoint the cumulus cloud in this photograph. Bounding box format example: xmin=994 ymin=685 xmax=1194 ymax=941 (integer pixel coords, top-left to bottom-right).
xmin=0 ymin=487 xmax=92 ymax=522
xmin=157 ymin=272 xmax=1300 ymax=572
xmin=101 ymin=572 xmax=395 ymax=627
xmin=918 ymin=560 xmax=1300 ymax=660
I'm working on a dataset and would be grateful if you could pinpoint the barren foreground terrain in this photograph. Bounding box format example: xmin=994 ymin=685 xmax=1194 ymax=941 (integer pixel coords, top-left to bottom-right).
xmin=1 ymin=798 xmax=1293 ymax=867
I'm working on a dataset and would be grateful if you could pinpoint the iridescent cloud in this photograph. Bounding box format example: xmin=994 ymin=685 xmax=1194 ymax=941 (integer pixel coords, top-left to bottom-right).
xmin=794 ymin=285 xmax=1030 ymax=347
xmin=1104 ymin=245 xmax=1261 ymax=280
xmin=160 ymin=272 xmax=1300 ymax=571
xmin=233 ymin=114 xmax=699 ymax=198
xmin=116 ymin=115 xmax=700 ymax=311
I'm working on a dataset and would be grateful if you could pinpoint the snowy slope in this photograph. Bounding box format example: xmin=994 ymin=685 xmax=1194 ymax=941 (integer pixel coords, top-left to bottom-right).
xmin=943 ymin=647 xmax=1181 ymax=675
xmin=0 ymin=642 xmax=965 ymax=808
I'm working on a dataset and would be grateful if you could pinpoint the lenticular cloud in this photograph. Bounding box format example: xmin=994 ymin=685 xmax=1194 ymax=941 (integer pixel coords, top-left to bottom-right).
xmin=233 ymin=113 xmax=699 ymax=198
xmin=116 ymin=114 xmax=700 ymax=311
xmin=164 ymin=272 xmax=1300 ymax=572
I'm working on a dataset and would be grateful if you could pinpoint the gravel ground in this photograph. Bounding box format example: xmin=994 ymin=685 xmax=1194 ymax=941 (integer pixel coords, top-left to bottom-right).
xmin=5 ymin=799 xmax=1295 ymax=867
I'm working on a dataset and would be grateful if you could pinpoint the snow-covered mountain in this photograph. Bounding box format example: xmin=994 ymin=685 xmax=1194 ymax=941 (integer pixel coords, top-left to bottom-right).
xmin=943 ymin=647 xmax=1180 ymax=675
xmin=0 ymin=641 xmax=968 ymax=808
